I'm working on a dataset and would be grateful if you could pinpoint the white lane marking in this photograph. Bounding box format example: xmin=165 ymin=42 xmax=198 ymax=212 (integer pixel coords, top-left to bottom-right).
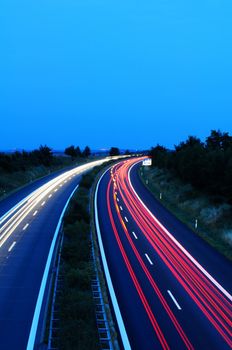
xmin=23 ymin=223 xmax=29 ymax=231
xmin=26 ymin=184 xmax=80 ymax=350
xmin=167 ymin=290 xmax=182 ymax=310
xmin=59 ymin=184 xmax=63 ymax=187
xmin=132 ymin=231 xmax=138 ymax=239
xmin=0 ymin=159 xmax=111 ymax=249
xmin=117 ymin=198 xmax=119 ymax=202
xmin=128 ymin=162 xmax=232 ymax=302
xmin=145 ymin=253 xmax=153 ymax=265
xmin=48 ymin=194 xmax=52 ymax=198
xmin=33 ymin=211 xmax=38 ymax=216
xmin=54 ymin=189 xmax=58 ymax=192
xmin=120 ymin=206 xmax=123 ymax=211
xmin=41 ymin=201 xmax=46 ymax=206
xmin=124 ymin=216 xmax=128 ymax=222
xmin=8 ymin=241 xmax=16 ymax=252
xmin=0 ymin=194 xmax=31 ymax=225
xmin=64 ymin=180 xmax=67 ymax=183
xmin=94 ymin=170 xmax=131 ymax=350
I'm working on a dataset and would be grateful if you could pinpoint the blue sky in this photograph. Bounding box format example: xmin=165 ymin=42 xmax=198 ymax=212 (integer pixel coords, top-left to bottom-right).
xmin=0 ymin=0 xmax=232 ymax=150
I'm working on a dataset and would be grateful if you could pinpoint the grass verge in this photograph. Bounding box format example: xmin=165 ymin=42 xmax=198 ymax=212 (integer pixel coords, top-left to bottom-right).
xmin=140 ymin=166 xmax=232 ymax=261
xmin=0 ymin=156 xmax=98 ymax=202
xmin=52 ymin=162 xmax=119 ymax=349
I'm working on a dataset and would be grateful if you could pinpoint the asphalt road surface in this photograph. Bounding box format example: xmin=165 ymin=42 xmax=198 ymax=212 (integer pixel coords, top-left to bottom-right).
xmin=95 ymin=158 xmax=232 ymax=350
xmin=0 ymin=159 xmax=109 ymax=350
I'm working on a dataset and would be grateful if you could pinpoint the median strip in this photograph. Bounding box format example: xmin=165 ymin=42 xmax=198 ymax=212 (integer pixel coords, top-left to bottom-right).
xmin=44 ymin=162 xmax=119 ymax=350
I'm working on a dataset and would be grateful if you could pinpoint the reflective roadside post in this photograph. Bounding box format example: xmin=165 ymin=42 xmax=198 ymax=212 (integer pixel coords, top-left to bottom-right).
xmin=195 ymin=219 xmax=198 ymax=229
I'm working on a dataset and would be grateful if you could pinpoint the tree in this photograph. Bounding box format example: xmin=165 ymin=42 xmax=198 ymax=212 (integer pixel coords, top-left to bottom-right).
xmin=75 ymin=146 xmax=82 ymax=158
xmin=82 ymin=146 xmax=91 ymax=158
xmin=34 ymin=145 xmax=53 ymax=166
xmin=65 ymin=145 xmax=77 ymax=160
xmin=206 ymin=130 xmax=232 ymax=151
xmin=175 ymin=136 xmax=204 ymax=152
xmin=109 ymin=147 xmax=120 ymax=156
xmin=149 ymin=145 xmax=170 ymax=168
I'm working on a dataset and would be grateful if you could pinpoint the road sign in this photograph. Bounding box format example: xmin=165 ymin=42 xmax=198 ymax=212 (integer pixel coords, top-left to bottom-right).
xmin=142 ymin=159 xmax=152 ymax=166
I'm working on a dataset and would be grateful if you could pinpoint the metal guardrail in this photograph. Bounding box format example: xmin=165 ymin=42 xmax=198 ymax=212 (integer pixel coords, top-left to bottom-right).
xmin=91 ymin=243 xmax=113 ymax=350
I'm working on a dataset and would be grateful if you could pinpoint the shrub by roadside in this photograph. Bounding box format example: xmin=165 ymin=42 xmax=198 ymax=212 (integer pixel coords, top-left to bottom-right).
xmin=58 ymin=180 xmax=98 ymax=350
xmin=57 ymin=164 xmax=117 ymax=350
xmin=140 ymin=166 xmax=232 ymax=260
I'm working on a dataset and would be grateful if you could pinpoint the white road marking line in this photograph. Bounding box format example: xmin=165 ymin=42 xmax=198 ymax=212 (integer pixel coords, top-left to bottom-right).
xmin=0 ymin=159 xmax=109 ymax=251
xmin=145 ymin=253 xmax=153 ymax=265
xmin=8 ymin=241 xmax=16 ymax=252
xmin=33 ymin=210 xmax=38 ymax=216
xmin=128 ymin=162 xmax=232 ymax=302
xmin=41 ymin=201 xmax=46 ymax=206
xmin=54 ymin=189 xmax=58 ymax=192
xmin=48 ymin=194 xmax=52 ymax=198
xmin=124 ymin=216 xmax=128 ymax=222
xmin=117 ymin=198 xmax=119 ymax=202
xmin=23 ymin=223 xmax=29 ymax=231
xmin=94 ymin=171 xmax=131 ymax=350
xmin=64 ymin=180 xmax=67 ymax=183
xmin=167 ymin=290 xmax=182 ymax=310
xmin=132 ymin=231 xmax=138 ymax=239
xmin=26 ymin=184 xmax=80 ymax=350
xmin=120 ymin=206 xmax=123 ymax=211
xmin=59 ymin=184 xmax=63 ymax=187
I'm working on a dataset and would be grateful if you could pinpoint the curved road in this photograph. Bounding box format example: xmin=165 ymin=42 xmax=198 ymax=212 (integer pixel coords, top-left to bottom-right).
xmin=95 ymin=158 xmax=232 ymax=349
xmin=0 ymin=158 xmax=110 ymax=350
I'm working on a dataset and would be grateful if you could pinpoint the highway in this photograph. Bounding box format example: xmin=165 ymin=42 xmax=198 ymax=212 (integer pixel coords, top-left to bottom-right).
xmin=95 ymin=158 xmax=232 ymax=349
xmin=0 ymin=158 xmax=110 ymax=350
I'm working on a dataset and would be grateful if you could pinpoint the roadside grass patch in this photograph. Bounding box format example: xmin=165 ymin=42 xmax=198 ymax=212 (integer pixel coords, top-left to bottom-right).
xmin=57 ymin=162 xmax=118 ymax=350
xmin=140 ymin=166 xmax=232 ymax=260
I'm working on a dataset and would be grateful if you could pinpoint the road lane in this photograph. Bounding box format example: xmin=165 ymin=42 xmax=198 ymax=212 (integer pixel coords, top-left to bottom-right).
xmin=95 ymin=158 xmax=232 ymax=349
xmin=0 ymin=158 xmax=110 ymax=350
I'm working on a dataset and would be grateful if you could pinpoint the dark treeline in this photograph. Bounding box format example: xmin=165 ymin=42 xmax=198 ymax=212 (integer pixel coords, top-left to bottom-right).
xmin=64 ymin=145 xmax=91 ymax=159
xmin=150 ymin=130 xmax=232 ymax=203
xmin=0 ymin=145 xmax=93 ymax=173
xmin=0 ymin=145 xmax=56 ymax=172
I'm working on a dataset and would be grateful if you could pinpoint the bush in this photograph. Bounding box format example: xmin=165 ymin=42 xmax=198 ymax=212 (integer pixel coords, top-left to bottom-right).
xmin=58 ymin=167 xmax=102 ymax=350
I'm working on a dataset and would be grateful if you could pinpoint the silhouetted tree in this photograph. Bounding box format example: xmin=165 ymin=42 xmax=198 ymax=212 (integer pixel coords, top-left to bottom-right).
xmin=206 ymin=130 xmax=232 ymax=151
xmin=82 ymin=146 xmax=91 ymax=158
xmin=150 ymin=131 xmax=232 ymax=203
xmin=75 ymin=146 xmax=82 ymax=157
xmin=109 ymin=147 xmax=120 ymax=156
xmin=34 ymin=145 xmax=53 ymax=166
xmin=65 ymin=145 xmax=76 ymax=158
xmin=150 ymin=145 xmax=171 ymax=168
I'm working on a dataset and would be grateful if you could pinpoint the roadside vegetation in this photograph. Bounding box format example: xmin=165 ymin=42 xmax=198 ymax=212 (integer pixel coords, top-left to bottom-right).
xmin=59 ymin=183 xmax=98 ymax=350
xmin=143 ymin=130 xmax=232 ymax=260
xmin=0 ymin=145 xmax=92 ymax=200
xmin=55 ymin=162 xmax=117 ymax=350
